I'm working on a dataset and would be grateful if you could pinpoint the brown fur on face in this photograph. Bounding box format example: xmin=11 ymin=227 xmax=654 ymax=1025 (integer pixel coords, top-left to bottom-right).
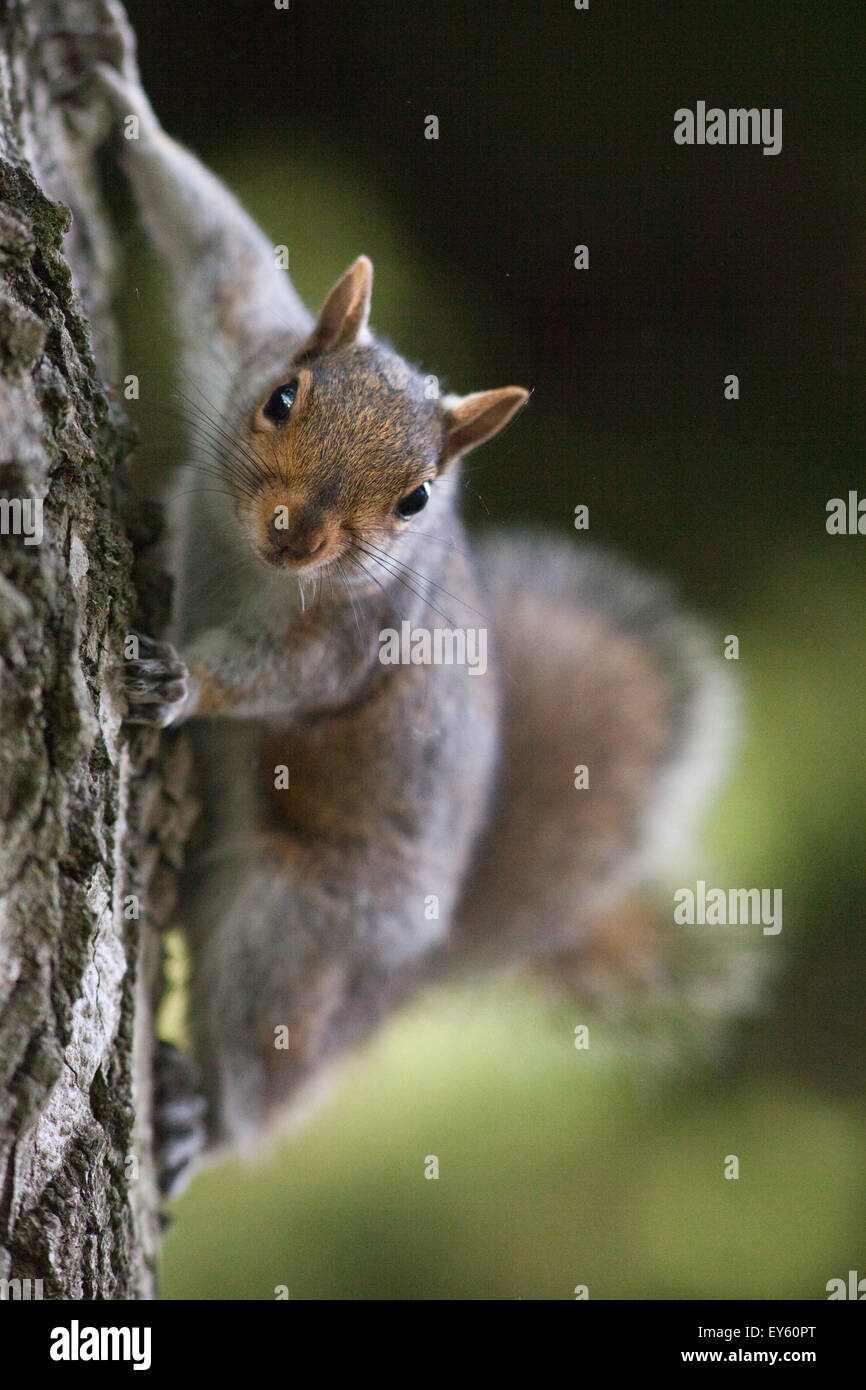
xmin=229 ymin=256 xmax=528 ymax=571
xmin=241 ymin=343 xmax=443 ymax=569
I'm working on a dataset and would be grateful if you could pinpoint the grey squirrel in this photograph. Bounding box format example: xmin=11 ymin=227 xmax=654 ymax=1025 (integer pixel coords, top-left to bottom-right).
xmin=69 ymin=8 xmax=732 ymax=1195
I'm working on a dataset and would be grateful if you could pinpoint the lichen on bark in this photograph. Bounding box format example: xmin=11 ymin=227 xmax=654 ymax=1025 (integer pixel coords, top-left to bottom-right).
xmin=0 ymin=0 xmax=190 ymax=1299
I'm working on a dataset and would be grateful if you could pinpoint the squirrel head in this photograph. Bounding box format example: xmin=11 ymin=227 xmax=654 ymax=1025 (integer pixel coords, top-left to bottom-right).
xmin=235 ymin=256 xmax=528 ymax=572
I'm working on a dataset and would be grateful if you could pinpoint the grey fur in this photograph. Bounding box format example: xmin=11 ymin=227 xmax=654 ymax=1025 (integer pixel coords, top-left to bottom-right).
xmin=78 ymin=37 xmax=736 ymax=1187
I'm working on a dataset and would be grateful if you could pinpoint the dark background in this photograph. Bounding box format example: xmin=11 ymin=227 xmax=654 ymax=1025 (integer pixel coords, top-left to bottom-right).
xmin=120 ymin=0 xmax=865 ymax=1298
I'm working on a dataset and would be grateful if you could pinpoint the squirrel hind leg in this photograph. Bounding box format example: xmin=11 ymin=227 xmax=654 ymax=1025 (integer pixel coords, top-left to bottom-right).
xmin=181 ymin=834 xmax=369 ymax=1153
xmin=451 ymin=531 xmax=736 ymax=979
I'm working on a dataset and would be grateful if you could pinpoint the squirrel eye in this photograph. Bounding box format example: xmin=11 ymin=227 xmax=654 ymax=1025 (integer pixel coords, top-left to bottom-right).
xmin=263 ymin=379 xmax=299 ymax=424
xmin=395 ymin=481 xmax=431 ymax=520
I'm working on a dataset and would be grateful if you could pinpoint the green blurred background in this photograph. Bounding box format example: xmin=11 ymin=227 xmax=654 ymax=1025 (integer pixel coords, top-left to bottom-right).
xmin=119 ymin=0 xmax=865 ymax=1298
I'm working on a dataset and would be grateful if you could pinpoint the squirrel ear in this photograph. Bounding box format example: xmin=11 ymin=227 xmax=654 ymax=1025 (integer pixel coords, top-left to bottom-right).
xmin=297 ymin=256 xmax=373 ymax=360
xmin=440 ymin=386 xmax=529 ymax=467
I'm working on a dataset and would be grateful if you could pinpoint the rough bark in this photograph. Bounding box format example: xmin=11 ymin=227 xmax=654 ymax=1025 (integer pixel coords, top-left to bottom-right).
xmin=0 ymin=0 xmax=190 ymax=1299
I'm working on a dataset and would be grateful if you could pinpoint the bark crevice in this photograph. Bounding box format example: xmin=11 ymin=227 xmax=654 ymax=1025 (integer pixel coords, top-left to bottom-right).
xmin=0 ymin=0 xmax=188 ymax=1300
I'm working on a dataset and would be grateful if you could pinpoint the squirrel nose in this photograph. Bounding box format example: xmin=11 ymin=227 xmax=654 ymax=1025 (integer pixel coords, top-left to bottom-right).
xmin=268 ymin=510 xmax=328 ymax=560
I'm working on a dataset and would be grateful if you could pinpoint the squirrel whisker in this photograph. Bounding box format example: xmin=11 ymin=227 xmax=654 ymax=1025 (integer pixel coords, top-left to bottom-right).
xmin=362 ymin=538 xmax=490 ymax=623
xmin=352 ymin=541 xmax=457 ymax=627
xmin=345 ymin=547 xmax=407 ymax=621
xmin=172 ymin=392 xmax=265 ymax=496
xmin=334 ymin=557 xmax=367 ymax=646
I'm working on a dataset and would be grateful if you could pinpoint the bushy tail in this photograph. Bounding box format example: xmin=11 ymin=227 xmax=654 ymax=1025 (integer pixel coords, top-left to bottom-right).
xmin=449 ymin=530 xmax=736 ymax=991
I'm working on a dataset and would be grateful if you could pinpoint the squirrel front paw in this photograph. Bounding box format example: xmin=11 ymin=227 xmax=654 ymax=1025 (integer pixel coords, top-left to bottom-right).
xmin=123 ymin=632 xmax=190 ymax=728
xmin=50 ymin=0 xmax=156 ymax=144
xmin=153 ymin=1041 xmax=207 ymax=1199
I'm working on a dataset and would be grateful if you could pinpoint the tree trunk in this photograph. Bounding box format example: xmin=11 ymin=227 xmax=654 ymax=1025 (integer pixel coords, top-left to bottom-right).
xmin=0 ymin=0 xmax=189 ymax=1299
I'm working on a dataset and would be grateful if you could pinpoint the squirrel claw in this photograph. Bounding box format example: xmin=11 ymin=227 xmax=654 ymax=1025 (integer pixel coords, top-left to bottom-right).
xmin=47 ymin=0 xmax=153 ymax=144
xmin=124 ymin=632 xmax=190 ymax=728
xmin=153 ymin=1041 xmax=207 ymax=1199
